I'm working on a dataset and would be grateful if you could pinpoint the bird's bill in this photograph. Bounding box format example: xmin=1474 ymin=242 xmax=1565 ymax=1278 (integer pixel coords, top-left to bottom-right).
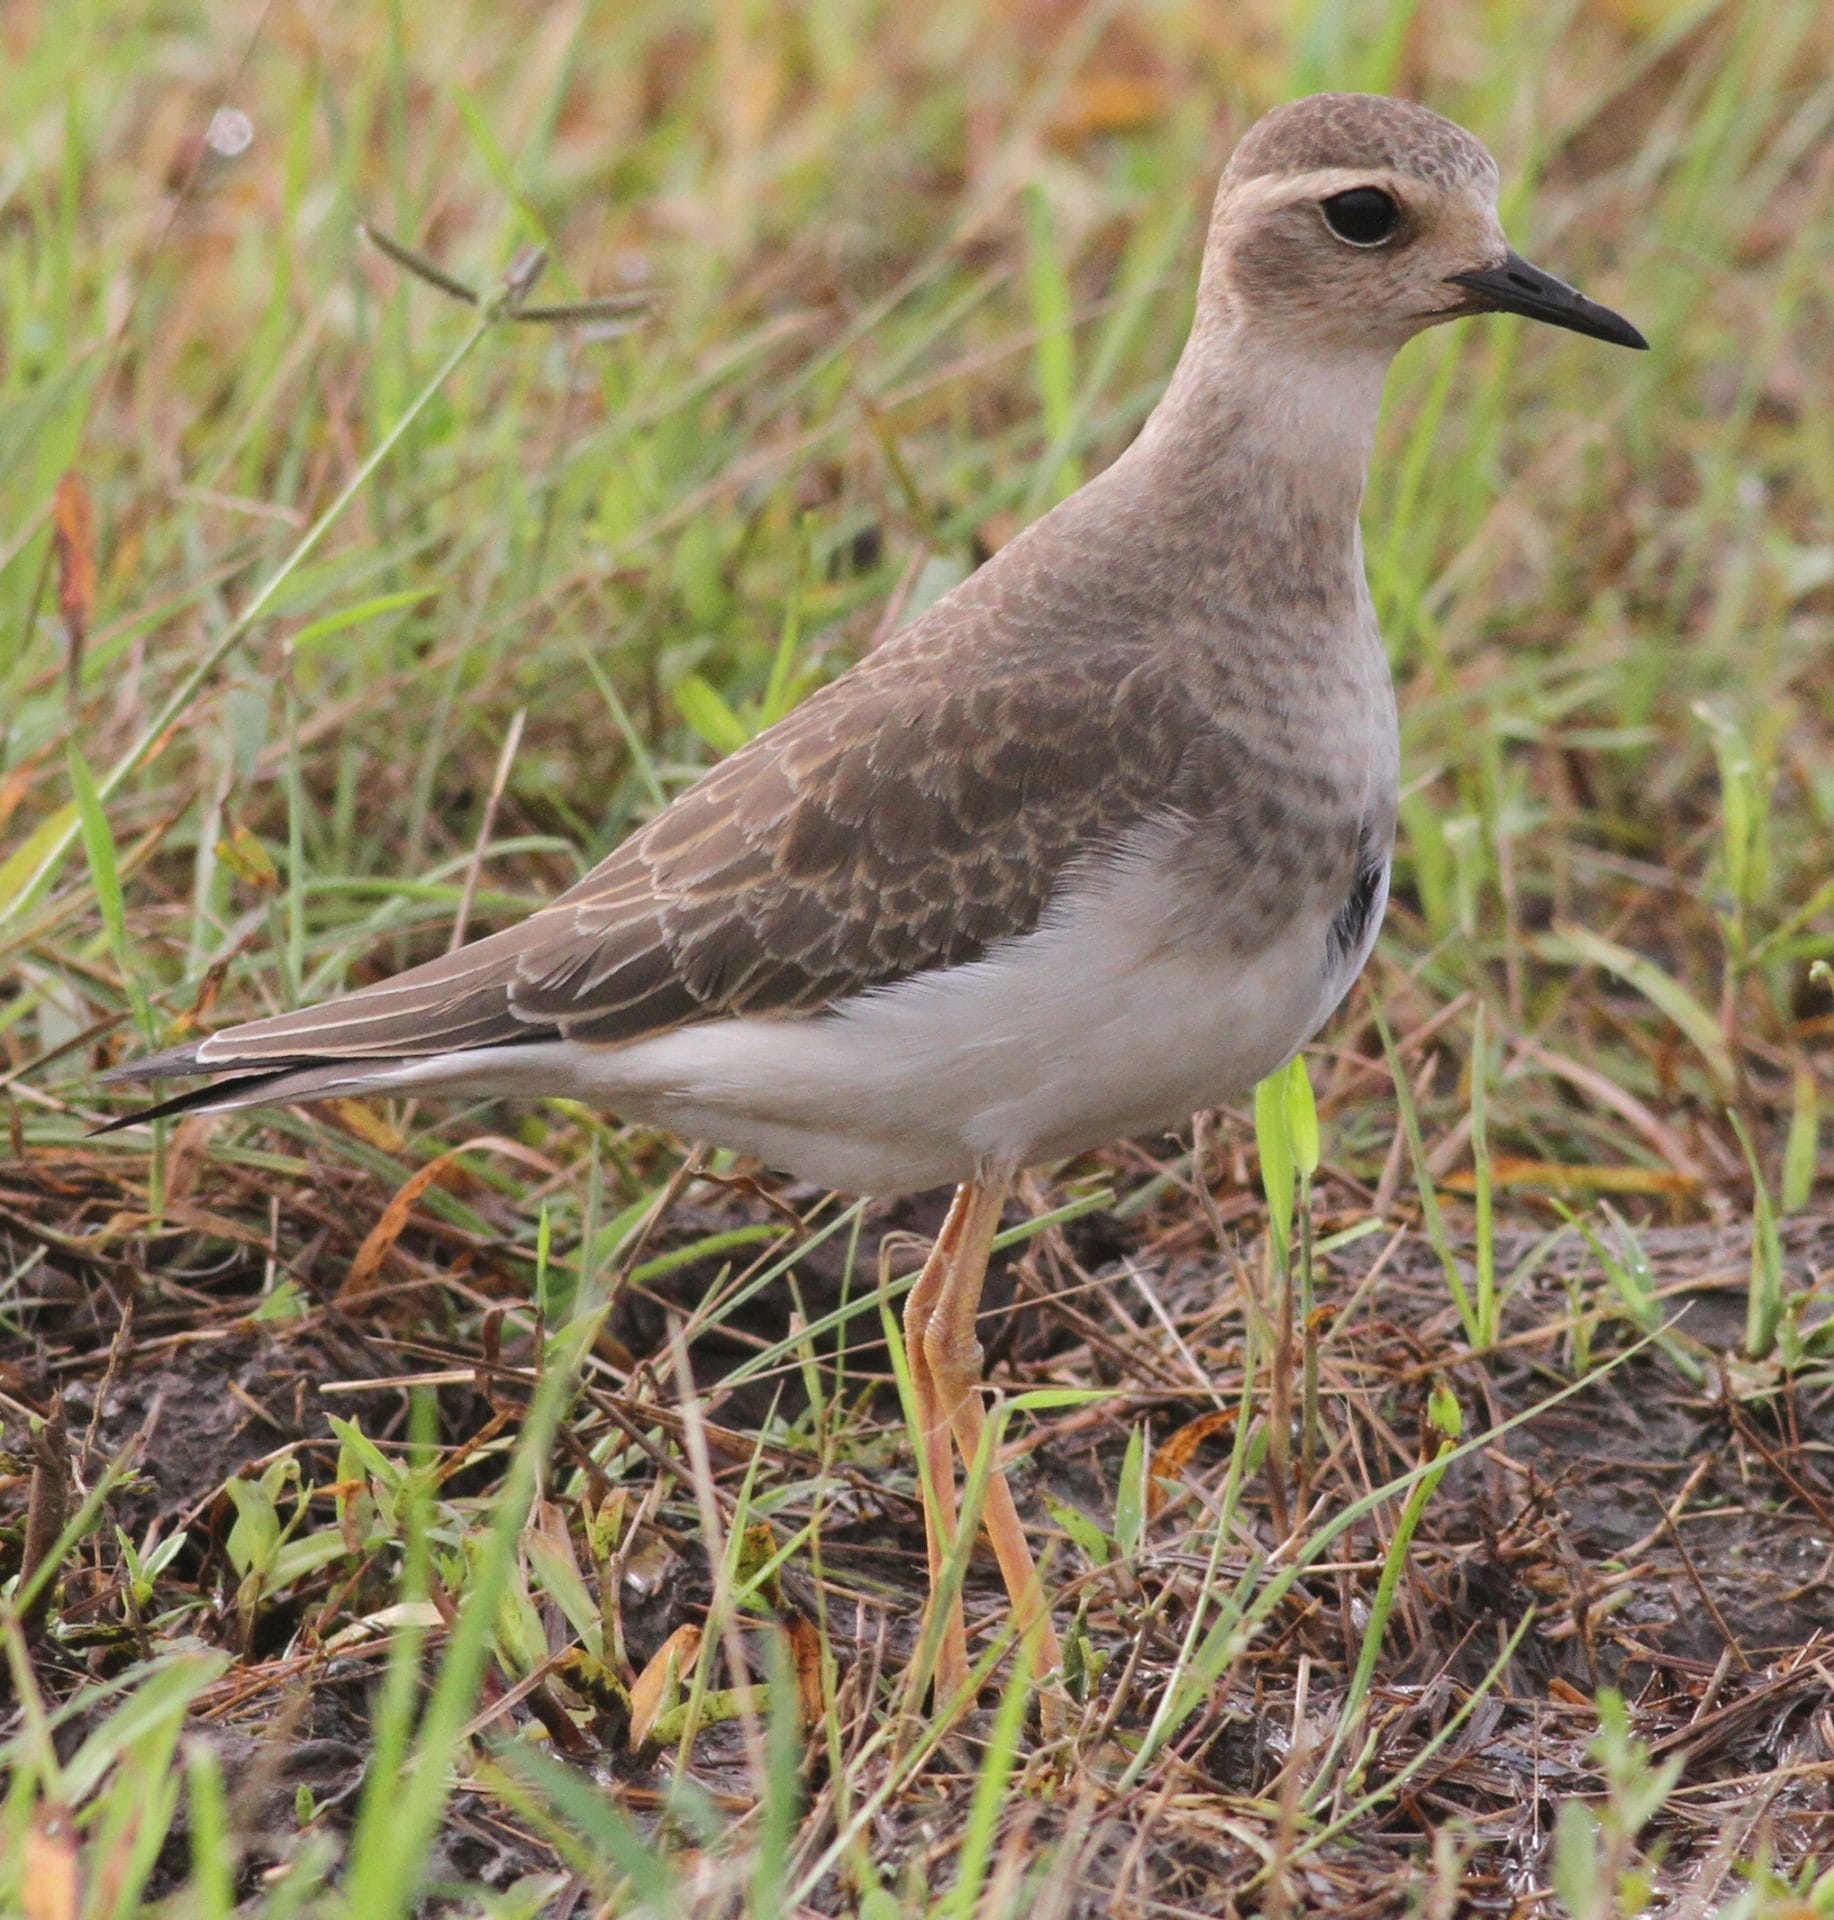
xmin=1448 ymin=248 xmax=1648 ymax=350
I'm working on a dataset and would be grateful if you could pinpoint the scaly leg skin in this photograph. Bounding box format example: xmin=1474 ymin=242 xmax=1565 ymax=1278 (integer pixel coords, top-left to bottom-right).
xmin=922 ymin=1177 xmax=1067 ymax=1734
xmin=902 ymin=1182 xmax=974 ymax=1706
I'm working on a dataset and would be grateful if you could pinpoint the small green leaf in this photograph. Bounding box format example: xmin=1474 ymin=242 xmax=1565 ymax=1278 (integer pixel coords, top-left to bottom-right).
xmin=67 ymin=745 xmax=126 ymax=966
xmin=1550 ymin=1800 xmax=1603 ymax=1918
xmin=224 ymin=1478 xmax=280 ymax=1579
xmin=1730 ymin=1111 xmax=1784 ymax=1359
xmin=527 ymin=1529 xmax=602 ymax=1651
xmin=1021 ymin=181 xmax=1081 ymax=502
xmin=1003 ymin=1386 xmax=1118 ymax=1413
xmin=288 ymin=586 xmax=439 ymax=651
xmin=760 ymin=550 xmax=808 ymax=727
xmin=1255 ymin=1071 xmax=1295 ymax=1247
xmin=1284 ymin=1054 xmax=1319 ymax=1178
xmin=674 ymin=671 xmax=751 ymax=754
xmin=1782 ymin=1066 xmax=1819 ymax=1214
xmin=327 ymin=1415 xmax=404 ymax=1493
xmin=115 ymin=1528 xmax=148 ymax=1603
xmin=250 ymin=1279 xmax=309 ymax=1322
xmin=259 ymin=1454 xmax=299 ymax=1503
xmin=270 ymin=1530 xmax=357 ymax=1588
xmin=142 ymin=1530 xmax=189 ymax=1585
xmin=1044 ymin=1497 xmax=1112 ymax=1566
xmin=1375 ymin=1004 xmax=1477 ymax=1345
xmin=215 ymin=821 xmax=279 ymax=891
xmin=1114 ymin=1422 xmax=1148 ymax=1560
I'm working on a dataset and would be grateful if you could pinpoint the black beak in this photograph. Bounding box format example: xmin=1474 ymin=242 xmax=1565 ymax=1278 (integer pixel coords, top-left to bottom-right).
xmin=1448 ymin=248 xmax=1647 ymax=350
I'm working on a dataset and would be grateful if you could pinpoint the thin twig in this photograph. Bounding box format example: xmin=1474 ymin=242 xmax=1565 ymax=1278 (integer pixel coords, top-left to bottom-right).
xmin=358 ymin=221 xmax=653 ymax=327
xmin=449 ymin=707 xmax=526 ymax=952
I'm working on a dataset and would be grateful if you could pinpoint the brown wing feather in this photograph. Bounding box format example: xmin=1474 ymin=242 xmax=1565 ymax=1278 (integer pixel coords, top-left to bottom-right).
xmin=519 ymin=644 xmax=1196 ymax=1043
xmin=121 ymin=493 xmax=1212 ymax=1078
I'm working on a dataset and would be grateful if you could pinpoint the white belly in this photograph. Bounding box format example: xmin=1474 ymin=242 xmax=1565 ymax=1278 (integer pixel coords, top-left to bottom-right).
xmin=430 ymin=844 xmax=1349 ymax=1194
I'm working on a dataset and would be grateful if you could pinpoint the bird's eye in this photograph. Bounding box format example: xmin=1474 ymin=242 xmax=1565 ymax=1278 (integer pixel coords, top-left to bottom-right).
xmin=1320 ymin=187 xmax=1402 ymax=247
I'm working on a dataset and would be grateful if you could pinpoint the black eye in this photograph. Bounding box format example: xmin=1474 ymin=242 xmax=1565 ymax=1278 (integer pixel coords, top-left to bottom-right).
xmin=1320 ymin=187 xmax=1402 ymax=247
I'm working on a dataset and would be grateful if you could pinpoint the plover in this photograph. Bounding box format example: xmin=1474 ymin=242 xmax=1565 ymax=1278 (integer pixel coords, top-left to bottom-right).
xmin=104 ymin=94 xmax=1644 ymax=1709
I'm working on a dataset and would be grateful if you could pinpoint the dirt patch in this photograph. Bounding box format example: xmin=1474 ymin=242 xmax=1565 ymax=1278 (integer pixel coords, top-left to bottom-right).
xmin=3 ymin=1150 xmax=1831 ymax=1914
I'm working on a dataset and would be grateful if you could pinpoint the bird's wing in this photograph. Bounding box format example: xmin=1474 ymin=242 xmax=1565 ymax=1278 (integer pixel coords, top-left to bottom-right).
xmin=111 ymin=618 xmax=1202 ymax=1081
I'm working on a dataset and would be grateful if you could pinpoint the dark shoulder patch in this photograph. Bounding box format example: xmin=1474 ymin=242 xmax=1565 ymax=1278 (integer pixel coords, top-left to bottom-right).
xmin=1326 ymin=827 xmax=1390 ymax=975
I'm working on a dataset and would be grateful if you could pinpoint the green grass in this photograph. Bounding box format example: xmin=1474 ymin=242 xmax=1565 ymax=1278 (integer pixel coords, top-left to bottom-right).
xmin=2 ymin=0 xmax=1832 ymax=1913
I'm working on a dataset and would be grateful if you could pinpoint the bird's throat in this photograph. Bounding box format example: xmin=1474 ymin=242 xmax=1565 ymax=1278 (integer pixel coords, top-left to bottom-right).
xmin=1140 ymin=315 xmax=1391 ymax=526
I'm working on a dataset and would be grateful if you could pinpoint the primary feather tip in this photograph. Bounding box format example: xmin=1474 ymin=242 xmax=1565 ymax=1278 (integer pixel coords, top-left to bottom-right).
xmin=89 ymin=1063 xmax=312 ymax=1135
xmin=97 ymin=1041 xmax=209 ymax=1086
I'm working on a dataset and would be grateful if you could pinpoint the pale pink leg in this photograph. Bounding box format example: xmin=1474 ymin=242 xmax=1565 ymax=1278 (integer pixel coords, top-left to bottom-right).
xmin=902 ymin=1183 xmax=974 ymax=1703
xmin=920 ymin=1178 xmax=1065 ymax=1710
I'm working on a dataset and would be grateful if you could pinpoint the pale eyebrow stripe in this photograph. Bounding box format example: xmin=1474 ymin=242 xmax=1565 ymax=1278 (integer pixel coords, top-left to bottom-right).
xmin=1223 ymin=166 xmax=1411 ymax=216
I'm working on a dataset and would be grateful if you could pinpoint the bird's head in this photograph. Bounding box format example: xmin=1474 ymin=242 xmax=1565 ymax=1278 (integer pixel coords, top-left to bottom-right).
xmin=1199 ymin=92 xmax=1646 ymax=357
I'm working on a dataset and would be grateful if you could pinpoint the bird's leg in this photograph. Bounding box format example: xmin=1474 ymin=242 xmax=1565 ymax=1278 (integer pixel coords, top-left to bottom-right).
xmin=902 ymin=1182 xmax=974 ymax=1703
xmin=922 ymin=1176 xmax=1065 ymax=1700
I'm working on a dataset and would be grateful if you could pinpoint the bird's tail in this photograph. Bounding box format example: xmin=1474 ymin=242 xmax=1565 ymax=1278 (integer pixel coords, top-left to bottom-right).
xmin=93 ymin=1043 xmax=549 ymax=1133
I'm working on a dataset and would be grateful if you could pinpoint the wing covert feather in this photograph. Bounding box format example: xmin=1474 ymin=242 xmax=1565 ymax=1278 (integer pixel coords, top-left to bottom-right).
xmin=515 ymin=648 xmax=1197 ymax=1040
xmin=179 ymin=566 xmax=1214 ymax=1070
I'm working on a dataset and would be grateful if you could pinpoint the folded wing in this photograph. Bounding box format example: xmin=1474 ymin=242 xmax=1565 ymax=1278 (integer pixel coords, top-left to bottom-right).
xmin=107 ymin=624 xmax=1201 ymax=1096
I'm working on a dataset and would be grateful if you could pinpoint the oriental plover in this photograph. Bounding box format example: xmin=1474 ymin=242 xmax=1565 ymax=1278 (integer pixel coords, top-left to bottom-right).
xmin=103 ymin=92 xmax=1646 ymax=1713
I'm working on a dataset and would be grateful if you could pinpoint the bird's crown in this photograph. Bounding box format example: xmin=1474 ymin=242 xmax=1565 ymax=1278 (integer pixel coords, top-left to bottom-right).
xmin=1223 ymin=92 xmax=1500 ymax=198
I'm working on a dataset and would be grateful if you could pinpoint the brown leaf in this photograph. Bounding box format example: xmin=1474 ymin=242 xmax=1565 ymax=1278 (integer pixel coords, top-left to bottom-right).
xmin=785 ymin=1607 xmax=825 ymax=1730
xmin=162 ymin=1112 xmax=220 ymax=1207
xmin=0 ymin=762 xmax=40 ymax=836
xmin=23 ymin=1806 xmax=80 ymax=1920
xmin=169 ymin=954 xmax=230 ymax=1036
xmin=340 ymin=1150 xmax=468 ymax=1303
xmin=975 ymin=509 xmax=1022 ymax=554
xmin=1146 ymin=1408 xmax=1238 ymax=1519
xmin=628 ymin=1622 xmax=701 ymax=1749
xmin=53 ymin=470 xmax=97 ymax=688
xmin=21 ymin=1400 xmax=71 ymax=1633
xmin=339 ymin=1133 xmax=558 ymax=1304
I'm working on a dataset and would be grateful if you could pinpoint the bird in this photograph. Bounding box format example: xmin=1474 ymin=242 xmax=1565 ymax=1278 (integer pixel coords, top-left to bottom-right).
xmin=101 ymin=93 xmax=1645 ymax=1715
